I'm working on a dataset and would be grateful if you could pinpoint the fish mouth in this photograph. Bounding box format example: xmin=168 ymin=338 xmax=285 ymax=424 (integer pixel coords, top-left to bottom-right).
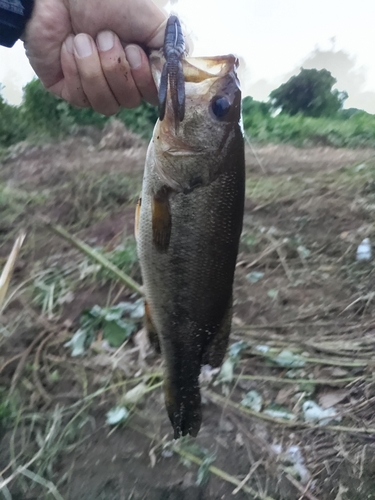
xmin=183 ymin=54 xmax=239 ymax=83
xmin=150 ymin=52 xmax=239 ymax=89
xmin=164 ymin=148 xmax=208 ymax=157
xmin=163 ymin=148 xmax=217 ymax=157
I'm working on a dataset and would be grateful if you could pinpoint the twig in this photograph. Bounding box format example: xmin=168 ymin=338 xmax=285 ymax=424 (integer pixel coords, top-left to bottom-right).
xmin=265 ymin=233 xmax=293 ymax=282
xmin=0 ymin=409 xmax=61 ymax=490
xmin=19 ymin=469 xmax=64 ymax=500
xmin=0 ymin=475 xmax=12 ymax=500
xmin=237 ymin=243 xmax=280 ymax=270
xmin=251 ymin=350 xmax=369 ymax=368
xmin=232 ymin=461 xmax=262 ymax=495
xmin=0 ymin=231 xmax=26 ymax=313
xmin=9 ymin=330 xmax=48 ymax=395
xmin=46 ymin=223 xmax=143 ymax=296
xmin=33 ymin=332 xmax=55 ymax=403
xmin=207 ymin=391 xmax=375 ymax=435
xmin=0 ymin=352 xmax=23 ymax=375
xmin=236 ymin=321 xmax=371 ymax=330
xmin=130 ymin=423 xmax=276 ymax=500
xmin=285 ymin=472 xmax=320 ymax=500
xmin=237 ymin=374 xmax=365 ymax=386
xmin=244 ymin=134 xmax=267 ymax=175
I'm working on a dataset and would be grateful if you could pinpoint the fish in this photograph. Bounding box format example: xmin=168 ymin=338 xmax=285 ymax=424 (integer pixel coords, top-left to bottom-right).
xmin=136 ymin=16 xmax=245 ymax=438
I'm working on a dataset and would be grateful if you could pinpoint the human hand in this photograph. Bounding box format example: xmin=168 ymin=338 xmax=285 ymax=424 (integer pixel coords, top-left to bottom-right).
xmin=23 ymin=0 xmax=167 ymax=115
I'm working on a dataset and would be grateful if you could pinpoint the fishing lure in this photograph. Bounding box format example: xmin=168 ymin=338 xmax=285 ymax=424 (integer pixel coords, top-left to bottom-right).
xmin=158 ymin=15 xmax=185 ymax=123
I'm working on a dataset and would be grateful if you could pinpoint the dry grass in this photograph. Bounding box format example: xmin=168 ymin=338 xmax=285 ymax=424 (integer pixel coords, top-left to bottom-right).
xmin=1 ymin=139 xmax=375 ymax=499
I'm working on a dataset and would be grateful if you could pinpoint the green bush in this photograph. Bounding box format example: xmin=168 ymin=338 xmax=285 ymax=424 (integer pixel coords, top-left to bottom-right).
xmin=0 ymin=79 xmax=157 ymax=148
xmin=243 ymin=106 xmax=375 ymax=148
xmin=21 ymin=79 xmax=157 ymax=140
xmin=1 ymin=74 xmax=375 ymax=150
xmin=0 ymin=88 xmax=28 ymax=147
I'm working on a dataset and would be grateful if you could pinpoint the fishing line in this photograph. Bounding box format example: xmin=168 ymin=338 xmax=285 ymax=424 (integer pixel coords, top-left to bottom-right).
xmin=244 ymin=131 xmax=268 ymax=175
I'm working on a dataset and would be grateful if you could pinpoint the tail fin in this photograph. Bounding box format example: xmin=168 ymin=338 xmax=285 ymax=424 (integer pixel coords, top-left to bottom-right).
xmin=164 ymin=372 xmax=202 ymax=439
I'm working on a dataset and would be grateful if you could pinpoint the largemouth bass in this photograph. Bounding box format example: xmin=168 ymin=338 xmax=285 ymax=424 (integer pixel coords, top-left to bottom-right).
xmin=136 ymin=16 xmax=245 ymax=438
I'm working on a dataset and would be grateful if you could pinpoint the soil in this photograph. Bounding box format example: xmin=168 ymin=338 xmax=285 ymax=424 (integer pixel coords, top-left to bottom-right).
xmin=1 ymin=130 xmax=375 ymax=500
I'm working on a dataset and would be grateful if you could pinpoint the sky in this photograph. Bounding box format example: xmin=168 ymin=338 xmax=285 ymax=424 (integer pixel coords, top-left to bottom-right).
xmin=1 ymin=0 xmax=375 ymax=112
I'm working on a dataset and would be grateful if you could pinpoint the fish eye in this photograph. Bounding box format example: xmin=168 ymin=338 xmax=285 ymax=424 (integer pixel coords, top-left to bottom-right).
xmin=211 ymin=96 xmax=231 ymax=118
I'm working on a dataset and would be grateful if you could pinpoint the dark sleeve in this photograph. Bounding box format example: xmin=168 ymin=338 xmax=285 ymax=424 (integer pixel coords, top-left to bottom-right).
xmin=0 ymin=0 xmax=34 ymax=48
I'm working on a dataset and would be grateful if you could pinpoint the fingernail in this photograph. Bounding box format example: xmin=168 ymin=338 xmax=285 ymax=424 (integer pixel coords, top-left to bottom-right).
xmin=125 ymin=45 xmax=142 ymax=70
xmin=74 ymin=34 xmax=93 ymax=58
xmin=97 ymin=30 xmax=115 ymax=52
xmin=64 ymin=35 xmax=74 ymax=55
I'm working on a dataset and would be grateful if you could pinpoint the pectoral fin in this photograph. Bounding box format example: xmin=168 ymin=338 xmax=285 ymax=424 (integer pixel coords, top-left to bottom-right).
xmin=152 ymin=189 xmax=172 ymax=253
xmin=134 ymin=197 xmax=141 ymax=241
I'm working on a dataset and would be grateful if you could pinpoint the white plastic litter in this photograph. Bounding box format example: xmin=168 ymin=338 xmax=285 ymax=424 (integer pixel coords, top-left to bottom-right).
xmin=356 ymin=238 xmax=372 ymax=261
xmin=106 ymin=406 xmax=129 ymax=425
xmin=302 ymin=400 xmax=341 ymax=425
xmin=271 ymin=443 xmax=311 ymax=485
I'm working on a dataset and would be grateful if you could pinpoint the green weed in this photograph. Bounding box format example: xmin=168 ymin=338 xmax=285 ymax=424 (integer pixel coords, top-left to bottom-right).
xmin=246 ymin=175 xmax=307 ymax=203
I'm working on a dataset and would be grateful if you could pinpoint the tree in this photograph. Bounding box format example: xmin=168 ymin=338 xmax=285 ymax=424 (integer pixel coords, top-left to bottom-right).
xmin=21 ymin=78 xmax=157 ymax=139
xmin=0 ymin=84 xmax=27 ymax=147
xmin=269 ymin=68 xmax=348 ymax=118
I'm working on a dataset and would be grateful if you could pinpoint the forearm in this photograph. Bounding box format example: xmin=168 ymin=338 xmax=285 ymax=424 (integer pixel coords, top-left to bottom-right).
xmin=0 ymin=0 xmax=34 ymax=47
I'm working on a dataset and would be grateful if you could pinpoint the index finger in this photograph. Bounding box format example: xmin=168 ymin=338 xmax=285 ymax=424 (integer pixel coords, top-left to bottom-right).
xmin=69 ymin=0 xmax=168 ymax=49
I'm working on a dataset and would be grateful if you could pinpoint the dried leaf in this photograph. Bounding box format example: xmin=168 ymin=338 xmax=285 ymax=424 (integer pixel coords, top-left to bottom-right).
xmin=134 ymin=327 xmax=151 ymax=361
xmin=319 ymin=390 xmax=348 ymax=409
xmin=122 ymin=382 xmax=147 ymax=405
xmin=276 ymin=387 xmax=296 ymax=405
xmin=0 ymin=232 xmax=26 ymax=312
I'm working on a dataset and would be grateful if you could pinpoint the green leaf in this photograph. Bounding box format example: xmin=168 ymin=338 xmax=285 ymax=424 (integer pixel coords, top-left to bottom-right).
xmin=65 ymin=328 xmax=90 ymax=356
xmin=273 ymin=349 xmax=306 ymax=368
xmin=246 ymin=271 xmax=264 ymax=284
xmin=215 ymin=358 xmax=234 ymax=384
xmin=229 ymin=341 xmax=248 ymax=360
xmin=196 ymin=454 xmax=216 ymax=486
xmin=102 ymin=319 xmax=135 ymax=347
xmin=241 ymin=390 xmax=263 ymax=412
xmin=267 ymin=288 xmax=279 ymax=300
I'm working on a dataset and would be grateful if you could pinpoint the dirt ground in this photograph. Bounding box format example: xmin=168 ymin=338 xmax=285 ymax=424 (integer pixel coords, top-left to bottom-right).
xmin=1 ymin=127 xmax=375 ymax=500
